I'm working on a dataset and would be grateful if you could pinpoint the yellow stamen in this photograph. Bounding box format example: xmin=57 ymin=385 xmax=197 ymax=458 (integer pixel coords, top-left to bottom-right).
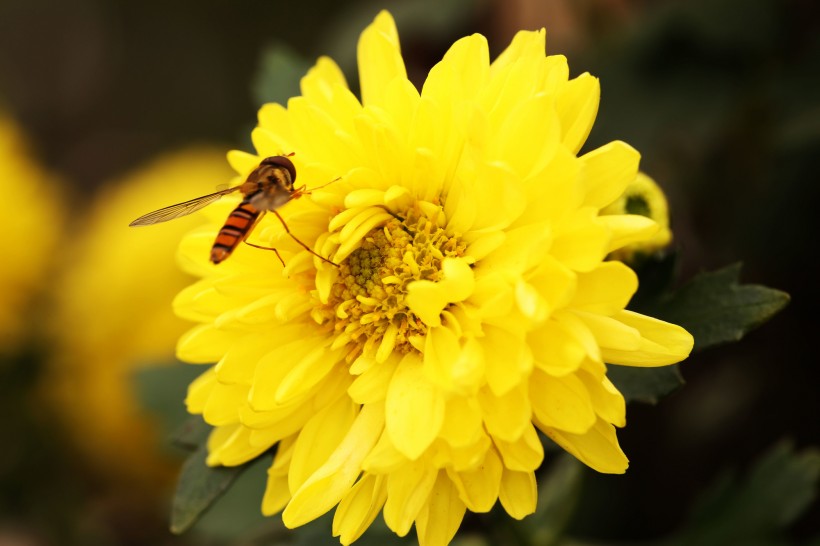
xmin=319 ymin=204 xmax=467 ymax=361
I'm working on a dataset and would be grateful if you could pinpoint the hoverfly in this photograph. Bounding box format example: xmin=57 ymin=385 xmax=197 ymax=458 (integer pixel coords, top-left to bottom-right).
xmin=129 ymin=155 xmax=336 ymax=266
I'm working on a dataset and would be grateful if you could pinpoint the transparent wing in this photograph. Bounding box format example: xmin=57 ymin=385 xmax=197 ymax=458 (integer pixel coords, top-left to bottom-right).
xmin=129 ymin=186 xmax=241 ymax=226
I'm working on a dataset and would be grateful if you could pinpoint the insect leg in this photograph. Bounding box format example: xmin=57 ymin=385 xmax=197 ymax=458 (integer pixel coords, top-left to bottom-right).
xmin=272 ymin=211 xmax=338 ymax=266
xmin=237 ymin=212 xmax=287 ymax=267
xmin=243 ymin=240 xmax=286 ymax=267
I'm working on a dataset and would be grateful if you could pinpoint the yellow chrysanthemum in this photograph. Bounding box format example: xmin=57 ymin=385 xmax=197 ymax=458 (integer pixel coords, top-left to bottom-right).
xmin=602 ymin=172 xmax=673 ymax=261
xmin=175 ymin=12 xmax=693 ymax=545
xmin=0 ymin=114 xmax=64 ymax=352
xmin=49 ymin=148 xmax=234 ymax=488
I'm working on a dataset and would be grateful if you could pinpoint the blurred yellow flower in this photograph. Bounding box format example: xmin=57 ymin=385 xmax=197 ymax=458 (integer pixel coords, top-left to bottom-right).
xmin=0 ymin=114 xmax=64 ymax=352
xmin=174 ymin=11 xmax=694 ymax=545
xmin=49 ymin=148 xmax=234 ymax=489
xmin=602 ymin=172 xmax=673 ymax=261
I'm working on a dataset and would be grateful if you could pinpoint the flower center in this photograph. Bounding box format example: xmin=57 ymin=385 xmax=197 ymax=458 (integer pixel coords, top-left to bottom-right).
xmin=318 ymin=204 xmax=466 ymax=362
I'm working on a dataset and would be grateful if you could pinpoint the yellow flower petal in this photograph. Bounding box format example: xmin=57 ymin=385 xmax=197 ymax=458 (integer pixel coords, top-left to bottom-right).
xmin=422 ymin=324 xmax=462 ymax=389
xmin=422 ymin=33 xmax=489 ymax=111
xmin=570 ymin=261 xmax=637 ymax=315
xmin=257 ymin=102 xmax=293 ymax=140
xmin=287 ymin=97 xmax=359 ymax=174
xmin=491 ymin=29 xmax=546 ymax=72
xmin=406 ymin=257 xmax=475 ymax=327
xmin=439 ymin=395 xmax=484 ymax=448
xmin=176 ymin=324 xmax=234 ymax=364
xmin=415 ymin=471 xmax=466 ymax=546
xmin=469 ymin=272 xmax=514 ymax=319
xmin=447 ymin=447 xmax=503 ymax=512
xmin=514 ymin=147 xmax=581 ymax=228
xmin=495 ymin=93 xmax=561 ymax=179
xmin=550 ymin=208 xmax=610 ymax=272
xmin=580 ymin=141 xmax=641 ymax=209
xmin=348 ymin=354 xmax=398 ymax=404
xmin=206 ymin=424 xmax=239 ymax=459
xmin=357 ymin=10 xmax=406 ymax=108
xmin=262 ymin=470 xmax=291 ymax=517
xmin=552 ymin=310 xmax=603 ymax=367
xmin=186 ymin=368 xmax=217 ymax=414
xmin=300 ymin=56 xmax=349 ymax=101
xmin=478 ymin=383 xmax=531 ymax=442
xmin=206 ymin=425 xmax=269 ymax=467
xmin=283 ymin=404 xmax=384 ymax=527
xmin=481 ymin=325 xmax=533 ymax=396
xmin=262 ymin=437 xmax=294 ymax=515
xmin=557 ymin=72 xmax=600 ymax=154
xmin=227 ymin=149 xmax=260 ymax=175
xmin=241 ymin=403 xmax=312 ymax=447
xmin=599 ymin=214 xmax=659 ymax=253
xmin=362 ymin=431 xmax=407 ymax=474
xmin=386 ymin=353 xmax=445 ymax=460
xmin=215 ymin=330 xmax=297 ymax=385
xmin=526 ymin=254 xmax=577 ymax=316
xmin=383 ymin=459 xmax=438 ymax=536
xmin=576 ymin=310 xmax=642 ymax=352
xmin=543 ymin=418 xmax=628 ymax=474
xmin=333 ymin=474 xmax=387 ymax=545
xmin=579 ymin=369 xmax=626 ymax=427
xmin=275 ymin=344 xmax=340 ymax=405
xmin=335 ymin=209 xmax=394 ymax=261
xmin=288 ymin=396 xmax=357 ymax=494
xmin=424 ymin=329 xmax=485 ymax=395
xmin=602 ymin=310 xmax=694 ymax=366
xmin=433 ymin=434 xmax=492 ymax=473
xmin=498 ymin=468 xmax=537 ymax=520
xmin=529 ymin=319 xmax=586 ymax=377
xmin=202 ymin=381 xmax=246 ymax=426
xmin=248 ymin=339 xmax=315 ymax=410
xmin=515 ymin=279 xmax=549 ymax=322
xmin=455 ymin=162 xmax=525 ymax=233
xmin=530 ymin=369 xmax=596 ymax=434
xmin=479 ymin=222 xmax=552 ymax=277
xmin=494 ymin=423 xmax=544 ymax=472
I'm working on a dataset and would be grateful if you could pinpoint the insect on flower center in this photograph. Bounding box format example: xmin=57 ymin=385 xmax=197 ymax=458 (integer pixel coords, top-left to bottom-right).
xmin=317 ymin=205 xmax=466 ymax=362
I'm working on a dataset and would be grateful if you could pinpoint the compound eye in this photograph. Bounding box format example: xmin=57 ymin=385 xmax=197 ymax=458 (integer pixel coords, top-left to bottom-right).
xmin=262 ymin=155 xmax=297 ymax=184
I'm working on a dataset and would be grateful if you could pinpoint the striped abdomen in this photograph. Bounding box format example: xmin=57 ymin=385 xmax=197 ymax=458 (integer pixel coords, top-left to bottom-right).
xmin=210 ymin=201 xmax=261 ymax=264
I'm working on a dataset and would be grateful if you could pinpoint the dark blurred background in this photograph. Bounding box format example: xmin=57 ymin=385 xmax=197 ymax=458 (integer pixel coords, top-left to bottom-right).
xmin=1 ymin=0 xmax=818 ymax=544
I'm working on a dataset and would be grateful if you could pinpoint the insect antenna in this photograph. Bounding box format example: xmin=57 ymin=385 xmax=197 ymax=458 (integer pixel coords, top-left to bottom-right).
xmin=293 ymin=176 xmax=342 ymax=198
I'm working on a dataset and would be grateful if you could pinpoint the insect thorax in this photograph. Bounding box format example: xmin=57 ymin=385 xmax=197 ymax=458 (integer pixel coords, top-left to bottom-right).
xmin=244 ymin=164 xmax=295 ymax=211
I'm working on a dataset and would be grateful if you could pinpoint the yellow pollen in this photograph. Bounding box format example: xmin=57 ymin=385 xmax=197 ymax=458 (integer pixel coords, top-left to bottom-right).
xmin=321 ymin=206 xmax=466 ymax=362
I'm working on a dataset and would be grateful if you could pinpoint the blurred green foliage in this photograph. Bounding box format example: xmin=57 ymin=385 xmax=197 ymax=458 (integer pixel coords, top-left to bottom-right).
xmin=667 ymin=442 xmax=820 ymax=546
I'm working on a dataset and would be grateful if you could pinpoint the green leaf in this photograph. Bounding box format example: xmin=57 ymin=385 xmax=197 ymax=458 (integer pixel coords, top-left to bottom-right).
xmin=610 ymin=263 xmax=789 ymax=403
xmin=651 ymin=263 xmax=790 ymax=351
xmin=190 ymin=453 xmax=277 ymax=542
xmin=170 ymin=445 xmax=248 ymax=534
xmin=606 ymin=363 xmax=684 ymax=404
xmin=626 ymin=250 xmax=680 ymax=314
xmin=251 ymin=44 xmax=312 ymax=106
xmin=172 ymin=415 xmax=211 ymax=452
xmin=669 ymin=441 xmax=820 ymax=545
xmin=132 ymin=361 xmax=203 ymax=442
